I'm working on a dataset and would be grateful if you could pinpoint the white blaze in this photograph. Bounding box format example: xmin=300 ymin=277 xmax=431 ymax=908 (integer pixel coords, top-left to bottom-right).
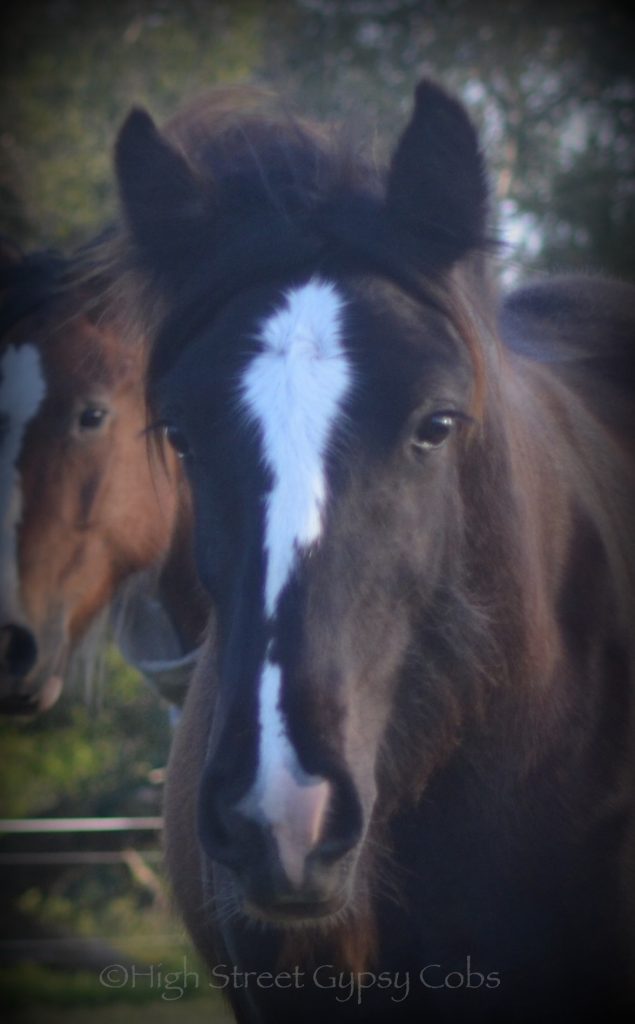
xmin=240 ymin=278 xmax=351 ymax=843
xmin=242 ymin=278 xmax=351 ymax=618
xmin=0 ymin=344 xmax=46 ymax=614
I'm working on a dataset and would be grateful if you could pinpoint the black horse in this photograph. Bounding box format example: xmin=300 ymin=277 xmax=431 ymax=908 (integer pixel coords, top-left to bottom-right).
xmin=113 ymin=80 xmax=635 ymax=1022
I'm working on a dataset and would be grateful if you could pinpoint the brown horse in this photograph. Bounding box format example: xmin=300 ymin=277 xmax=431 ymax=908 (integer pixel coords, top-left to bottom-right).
xmin=114 ymin=81 xmax=635 ymax=1021
xmin=0 ymin=246 xmax=199 ymax=713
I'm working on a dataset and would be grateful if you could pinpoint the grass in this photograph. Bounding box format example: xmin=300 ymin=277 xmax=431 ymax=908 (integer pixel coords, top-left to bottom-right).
xmin=0 ymin=963 xmax=234 ymax=1023
xmin=7 ymin=998 xmax=234 ymax=1023
xmin=0 ymin=901 xmax=233 ymax=1021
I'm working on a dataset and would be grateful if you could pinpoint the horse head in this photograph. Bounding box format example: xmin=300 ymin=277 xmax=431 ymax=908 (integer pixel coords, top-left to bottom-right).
xmin=0 ymin=249 xmax=179 ymax=713
xmin=114 ymin=81 xmax=509 ymax=925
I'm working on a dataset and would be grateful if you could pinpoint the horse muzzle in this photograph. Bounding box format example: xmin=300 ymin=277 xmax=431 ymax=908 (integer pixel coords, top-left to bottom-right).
xmin=198 ymin=764 xmax=365 ymax=924
xmin=0 ymin=622 xmax=63 ymax=714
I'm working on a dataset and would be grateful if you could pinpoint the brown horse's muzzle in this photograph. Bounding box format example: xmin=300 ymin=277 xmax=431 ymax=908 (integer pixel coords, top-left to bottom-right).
xmin=0 ymin=622 xmax=62 ymax=714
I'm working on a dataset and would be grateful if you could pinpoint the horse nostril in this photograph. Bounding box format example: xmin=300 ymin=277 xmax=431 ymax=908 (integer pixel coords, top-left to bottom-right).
xmin=198 ymin=774 xmax=256 ymax=869
xmin=0 ymin=624 xmax=38 ymax=679
xmin=312 ymin=822 xmax=360 ymax=865
xmin=310 ymin=777 xmax=364 ymax=868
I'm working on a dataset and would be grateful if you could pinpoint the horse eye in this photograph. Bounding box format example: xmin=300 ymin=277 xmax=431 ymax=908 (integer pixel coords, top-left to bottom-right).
xmin=164 ymin=424 xmax=191 ymax=459
xmin=411 ymin=412 xmax=456 ymax=452
xmin=78 ymin=406 xmax=108 ymax=431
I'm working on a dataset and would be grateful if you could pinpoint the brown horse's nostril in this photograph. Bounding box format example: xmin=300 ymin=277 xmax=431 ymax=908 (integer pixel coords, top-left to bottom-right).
xmin=0 ymin=624 xmax=38 ymax=679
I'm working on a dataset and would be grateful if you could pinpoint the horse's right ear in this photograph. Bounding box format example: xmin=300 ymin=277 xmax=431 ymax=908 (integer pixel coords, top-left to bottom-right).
xmin=115 ymin=108 xmax=205 ymax=267
xmin=385 ymin=80 xmax=489 ymax=270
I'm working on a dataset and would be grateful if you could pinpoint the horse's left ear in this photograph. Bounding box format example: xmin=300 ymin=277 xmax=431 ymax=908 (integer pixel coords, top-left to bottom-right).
xmin=386 ymin=80 xmax=489 ymax=269
xmin=115 ymin=108 xmax=207 ymax=276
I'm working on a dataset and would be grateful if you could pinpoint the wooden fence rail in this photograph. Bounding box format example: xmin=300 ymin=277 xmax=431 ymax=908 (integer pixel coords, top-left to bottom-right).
xmin=0 ymin=816 xmax=163 ymax=833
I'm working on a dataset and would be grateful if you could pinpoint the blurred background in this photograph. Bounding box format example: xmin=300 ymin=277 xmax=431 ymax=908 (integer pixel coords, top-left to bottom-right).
xmin=2 ymin=1 xmax=634 ymax=276
xmin=0 ymin=2 xmax=633 ymax=1021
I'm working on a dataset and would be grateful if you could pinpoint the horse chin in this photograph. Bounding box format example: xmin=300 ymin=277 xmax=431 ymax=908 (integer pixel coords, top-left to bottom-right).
xmin=0 ymin=666 xmax=64 ymax=716
xmin=240 ymin=893 xmax=349 ymax=931
xmin=223 ymin=868 xmax=355 ymax=933
xmin=0 ymin=611 xmax=68 ymax=714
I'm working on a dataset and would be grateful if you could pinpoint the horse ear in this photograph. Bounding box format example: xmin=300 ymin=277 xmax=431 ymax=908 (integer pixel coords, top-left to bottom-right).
xmin=386 ymin=80 xmax=489 ymax=269
xmin=115 ymin=108 xmax=206 ymax=263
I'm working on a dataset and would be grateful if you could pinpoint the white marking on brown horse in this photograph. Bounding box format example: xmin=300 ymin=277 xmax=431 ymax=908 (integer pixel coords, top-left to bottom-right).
xmin=0 ymin=344 xmax=46 ymax=617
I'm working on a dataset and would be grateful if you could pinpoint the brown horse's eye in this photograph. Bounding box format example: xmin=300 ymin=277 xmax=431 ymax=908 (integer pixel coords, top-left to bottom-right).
xmin=411 ymin=412 xmax=456 ymax=452
xmin=78 ymin=405 xmax=108 ymax=431
xmin=164 ymin=424 xmax=191 ymax=459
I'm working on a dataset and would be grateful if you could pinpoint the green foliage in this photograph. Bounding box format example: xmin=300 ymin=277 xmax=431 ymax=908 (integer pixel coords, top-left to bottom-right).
xmin=1 ymin=0 xmax=265 ymax=248
xmin=0 ymin=646 xmax=170 ymax=819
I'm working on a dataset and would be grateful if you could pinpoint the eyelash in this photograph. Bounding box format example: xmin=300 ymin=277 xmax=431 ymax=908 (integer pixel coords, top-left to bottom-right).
xmin=142 ymin=418 xmax=170 ymax=438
